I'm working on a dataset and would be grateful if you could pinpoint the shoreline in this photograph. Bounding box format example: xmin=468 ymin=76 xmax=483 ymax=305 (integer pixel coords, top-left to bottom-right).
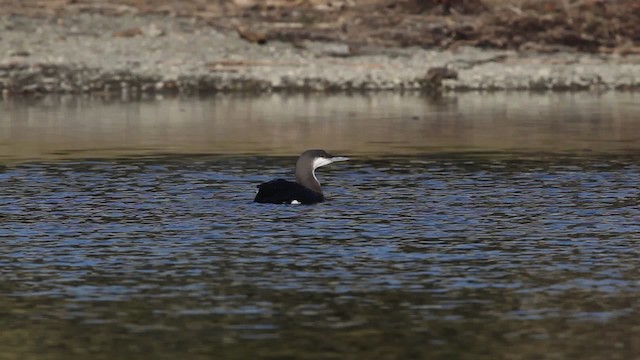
xmin=2 ymin=13 xmax=640 ymax=95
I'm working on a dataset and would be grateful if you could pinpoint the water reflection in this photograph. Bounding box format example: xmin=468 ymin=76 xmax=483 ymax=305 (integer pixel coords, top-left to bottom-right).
xmin=1 ymin=92 xmax=640 ymax=162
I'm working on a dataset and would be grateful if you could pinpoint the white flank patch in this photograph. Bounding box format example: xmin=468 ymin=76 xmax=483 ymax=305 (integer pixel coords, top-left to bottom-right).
xmin=291 ymin=200 xmax=301 ymax=205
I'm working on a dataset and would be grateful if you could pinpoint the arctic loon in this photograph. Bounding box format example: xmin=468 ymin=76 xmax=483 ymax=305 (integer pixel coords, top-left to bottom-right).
xmin=254 ymin=150 xmax=349 ymax=204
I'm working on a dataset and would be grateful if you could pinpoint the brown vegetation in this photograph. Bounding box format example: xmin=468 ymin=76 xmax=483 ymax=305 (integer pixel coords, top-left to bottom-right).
xmin=1 ymin=0 xmax=639 ymax=53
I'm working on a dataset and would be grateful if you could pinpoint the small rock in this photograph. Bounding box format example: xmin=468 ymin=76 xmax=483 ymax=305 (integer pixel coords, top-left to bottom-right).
xmin=423 ymin=67 xmax=458 ymax=88
xmin=303 ymin=41 xmax=351 ymax=57
xmin=537 ymin=68 xmax=551 ymax=77
xmin=144 ymin=24 xmax=165 ymax=38
xmin=21 ymin=83 xmax=39 ymax=92
xmin=235 ymin=25 xmax=267 ymax=45
xmin=233 ymin=0 xmax=257 ymax=8
xmin=112 ymin=27 xmax=143 ymax=38
xmin=9 ymin=50 xmax=30 ymax=57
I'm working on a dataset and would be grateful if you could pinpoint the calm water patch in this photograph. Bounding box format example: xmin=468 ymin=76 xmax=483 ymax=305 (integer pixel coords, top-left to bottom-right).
xmin=1 ymin=92 xmax=640 ymax=161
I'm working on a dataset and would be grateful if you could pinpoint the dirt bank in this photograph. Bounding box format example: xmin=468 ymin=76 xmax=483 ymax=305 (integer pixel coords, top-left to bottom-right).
xmin=3 ymin=0 xmax=639 ymax=53
xmin=1 ymin=0 xmax=639 ymax=94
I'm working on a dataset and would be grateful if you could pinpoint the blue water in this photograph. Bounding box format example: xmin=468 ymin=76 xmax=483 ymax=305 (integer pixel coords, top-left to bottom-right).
xmin=2 ymin=152 xmax=639 ymax=359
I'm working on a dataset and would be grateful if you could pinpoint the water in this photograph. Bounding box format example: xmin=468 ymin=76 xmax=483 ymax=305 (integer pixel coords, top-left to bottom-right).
xmin=1 ymin=93 xmax=640 ymax=360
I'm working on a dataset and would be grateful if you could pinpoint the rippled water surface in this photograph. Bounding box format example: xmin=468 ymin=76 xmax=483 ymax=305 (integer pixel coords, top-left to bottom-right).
xmin=1 ymin=93 xmax=640 ymax=359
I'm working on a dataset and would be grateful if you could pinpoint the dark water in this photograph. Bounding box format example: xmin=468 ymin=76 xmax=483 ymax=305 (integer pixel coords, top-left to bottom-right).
xmin=1 ymin=94 xmax=640 ymax=359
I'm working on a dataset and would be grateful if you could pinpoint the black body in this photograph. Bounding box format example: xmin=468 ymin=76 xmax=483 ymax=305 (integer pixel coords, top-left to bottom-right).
xmin=253 ymin=149 xmax=348 ymax=205
xmin=253 ymin=179 xmax=324 ymax=204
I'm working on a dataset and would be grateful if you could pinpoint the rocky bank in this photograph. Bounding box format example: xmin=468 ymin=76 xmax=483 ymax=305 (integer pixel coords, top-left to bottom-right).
xmin=1 ymin=13 xmax=639 ymax=95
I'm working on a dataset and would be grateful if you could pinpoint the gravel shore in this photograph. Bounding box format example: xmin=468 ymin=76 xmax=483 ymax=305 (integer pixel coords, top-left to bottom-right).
xmin=2 ymin=13 xmax=640 ymax=94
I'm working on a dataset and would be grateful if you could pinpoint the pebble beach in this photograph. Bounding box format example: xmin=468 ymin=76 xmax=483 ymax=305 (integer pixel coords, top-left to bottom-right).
xmin=2 ymin=13 xmax=640 ymax=94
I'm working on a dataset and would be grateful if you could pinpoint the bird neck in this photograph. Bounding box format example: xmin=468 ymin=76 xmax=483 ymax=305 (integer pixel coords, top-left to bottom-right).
xmin=296 ymin=167 xmax=322 ymax=194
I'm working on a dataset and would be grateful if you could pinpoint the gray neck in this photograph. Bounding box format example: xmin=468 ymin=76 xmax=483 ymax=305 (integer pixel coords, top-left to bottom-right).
xmin=295 ymin=160 xmax=322 ymax=194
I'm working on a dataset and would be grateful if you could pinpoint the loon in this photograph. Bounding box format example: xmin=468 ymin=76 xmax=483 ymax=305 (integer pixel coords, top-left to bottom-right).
xmin=254 ymin=150 xmax=349 ymax=204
